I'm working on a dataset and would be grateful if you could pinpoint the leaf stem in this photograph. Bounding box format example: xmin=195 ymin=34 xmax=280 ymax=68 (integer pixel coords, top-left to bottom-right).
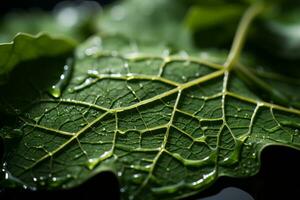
xmin=224 ymin=2 xmax=265 ymax=69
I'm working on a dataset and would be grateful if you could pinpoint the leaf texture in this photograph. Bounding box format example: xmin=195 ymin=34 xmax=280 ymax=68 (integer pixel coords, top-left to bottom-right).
xmin=0 ymin=34 xmax=300 ymax=199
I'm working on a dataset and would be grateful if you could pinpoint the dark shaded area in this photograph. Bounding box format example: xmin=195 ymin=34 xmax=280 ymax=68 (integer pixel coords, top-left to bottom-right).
xmin=0 ymin=172 xmax=120 ymax=200
xmin=192 ymin=22 xmax=239 ymax=49
xmin=186 ymin=145 xmax=300 ymax=200
xmin=1 ymin=0 xmax=113 ymax=14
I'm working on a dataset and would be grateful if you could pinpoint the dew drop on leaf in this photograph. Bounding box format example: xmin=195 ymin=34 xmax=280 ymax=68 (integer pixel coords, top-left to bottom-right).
xmin=49 ymin=59 xmax=73 ymax=98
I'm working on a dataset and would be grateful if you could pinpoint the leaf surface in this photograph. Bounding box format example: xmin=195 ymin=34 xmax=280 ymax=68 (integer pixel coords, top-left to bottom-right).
xmin=1 ymin=33 xmax=300 ymax=199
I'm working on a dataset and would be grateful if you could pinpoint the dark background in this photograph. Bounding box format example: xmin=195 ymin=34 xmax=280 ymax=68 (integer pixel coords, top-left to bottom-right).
xmin=1 ymin=0 xmax=112 ymax=14
xmin=1 ymin=1 xmax=300 ymax=200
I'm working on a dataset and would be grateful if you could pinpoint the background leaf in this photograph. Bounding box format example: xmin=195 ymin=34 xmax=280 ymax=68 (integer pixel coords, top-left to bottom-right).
xmin=0 ymin=33 xmax=75 ymax=84
xmin=95 ymin=0 xmax=193 ymax=49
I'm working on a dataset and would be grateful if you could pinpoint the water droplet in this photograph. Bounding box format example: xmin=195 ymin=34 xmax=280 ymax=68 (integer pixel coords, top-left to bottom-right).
xmin=49 ymin=59 xmax=73 ymax=98
xmin=102 ymin=127 xmax=106 ymax=131
xmin=120 ymin=187 xmax=126 ymax=193
xmin=202 ymin=126 xmax=208 ymax=131
xmin=85 ymin=47 xmax=100 ymax=56
xmin=133 ymin=174 xmax=141 ymax=179
xmin=181 ymin=76 xmax=187 ymax=81
xmin=80 ymin=123 xmax=86 ymax=127
xmin=200 ymin=52 xmax=209 ymax=59
xmin=162 ymin=49 xmax=170 ymax=57
xmin=87 ymin=69 xmax=99 ymax=77
xmin=40 ymin=181 xmax=45 ymax=186
xmin=179 ymin=51 xmax=189 ymax=58
xmin=4 ymin=172 xmax=9 ymax=180
xmin=49 ymin=86 xmax=61 ymax=99
xmin=4 ymin=128 xmax=23 ymax=140
xmin=52 ymin=177 xmax=57 ymax=182
xmin=33 ymin=177 xmax=38 ymax=182
xmin=56 ymin=7 xmax=79 ymax=28
xmin=234 ymin=114 xmax=238 ymax=118
xmin=124 ymin=62 xmax=129 ymax=68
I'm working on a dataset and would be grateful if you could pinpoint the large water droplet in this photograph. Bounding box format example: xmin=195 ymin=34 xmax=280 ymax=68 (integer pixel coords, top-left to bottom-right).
xmin=49 ymin=86 xmax=61 ymax=99
xmin=48 ymin=59 xmax=73 ymax=98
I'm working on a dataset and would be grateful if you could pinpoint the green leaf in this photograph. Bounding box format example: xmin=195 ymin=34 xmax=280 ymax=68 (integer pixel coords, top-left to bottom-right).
xmin=1 ymin=29 xmax=300 ymax=199
xmin=95 ymin=0 xmax=193 ymax=49
xmin=1 ymin=2 xmax=300 ymax=200
xmin=0 ymin=33 xmax=75 ymax=84
xmin=185 ymin=5 xmax=244 ymax=31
